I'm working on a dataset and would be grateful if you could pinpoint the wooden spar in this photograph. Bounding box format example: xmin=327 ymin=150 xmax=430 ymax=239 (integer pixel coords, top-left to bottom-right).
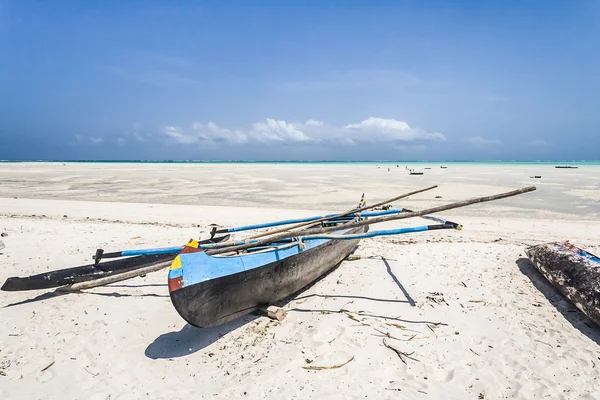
xmin=288 ymin=223 xmax=459 ymax=241
xmin=56 ymin=260 xmax=172 ymax=292
xmin=213 ymin=209 xmax=402 ymax=234
xmin=248 ymin=185 xmax=438 ymax=239
xmin=204 ymin=186 xmax=536 ymax=255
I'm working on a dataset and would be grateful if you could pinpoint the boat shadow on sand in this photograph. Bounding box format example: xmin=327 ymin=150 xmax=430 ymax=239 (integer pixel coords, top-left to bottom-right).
xmin=145 ymin=315 xmax=259 ymax=360
xmin=516 ymin=258 xmax=600 ymax=345
xmin=145 ymin=255 xmax=436 ymax=359
xmin=3 ymin=285 xmax=169 ymax=308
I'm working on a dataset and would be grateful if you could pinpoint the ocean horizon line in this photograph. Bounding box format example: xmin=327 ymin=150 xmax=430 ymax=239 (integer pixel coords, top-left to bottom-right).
xmin=1 ymin=159 xmax=600 ymax=165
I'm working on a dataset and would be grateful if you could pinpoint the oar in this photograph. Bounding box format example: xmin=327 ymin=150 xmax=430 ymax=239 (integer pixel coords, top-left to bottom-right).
xmin=248 ymin=185 xmax=438 ymax=239
xmin=204 ymin=186 xmax=536 ymax=255
xmin=211 ymin=209 xmax=403 ymax=235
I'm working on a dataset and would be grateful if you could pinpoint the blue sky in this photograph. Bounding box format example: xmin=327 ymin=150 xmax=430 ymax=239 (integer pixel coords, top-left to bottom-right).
xmin=1 ymin=1 xmax=598 ymax=161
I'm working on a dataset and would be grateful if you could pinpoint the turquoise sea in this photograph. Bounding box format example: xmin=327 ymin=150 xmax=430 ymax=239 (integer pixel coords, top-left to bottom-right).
xmin=1 ymin=160 xmax=600 ymax=166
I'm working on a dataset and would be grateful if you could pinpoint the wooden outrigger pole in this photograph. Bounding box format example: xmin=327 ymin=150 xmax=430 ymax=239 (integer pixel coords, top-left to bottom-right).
xmin=204 ymin=186 xmax=536 ymax=255
xmin=211 ymin=208 xmax=403 ymax=235
xmin=248 ymin=185 xmax=438 ymax=239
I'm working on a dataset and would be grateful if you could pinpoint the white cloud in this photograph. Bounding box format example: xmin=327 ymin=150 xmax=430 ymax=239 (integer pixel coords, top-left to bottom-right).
xmin=74 ymin=134 xmax=83 ymax=142
xmin=89 ymin=137 xmax=104 ymax=144
xmin=117 ymin=137 xmax=126 ymax=145
xmin=158 ymin=117 xmax=443 ymax=148
xmin=344 ymin=117 xmax=446 ymax=142
xmin=250 ymin=118 xmax=310 ymax=142
xmin=132 ymin=132 xmax=145 ymax=142
xmin=464 ymin=136 xmax=502 ymax=146
xmin=305 ymin=119 xmax=324 ymax=127
xmin=191 ymin=122 xmax=248 ymax=144
xmin=162 ymin=126 xmax=199 ymax=144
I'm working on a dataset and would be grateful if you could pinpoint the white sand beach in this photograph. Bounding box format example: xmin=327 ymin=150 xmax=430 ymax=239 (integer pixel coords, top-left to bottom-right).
xmin=1 ymin=162 xmax=599 ymax=400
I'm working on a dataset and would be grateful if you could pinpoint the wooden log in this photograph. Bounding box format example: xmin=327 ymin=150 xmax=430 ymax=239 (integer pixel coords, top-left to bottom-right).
xmin=206 ymin=186 xmax=536 ymax=255
xmin=56 ymin=261 xmax=171 ymax=292
xmin=257 ymin=305 xmax=286 ymax=321
xmin=526 ymin=241 xmax=600 ymax=326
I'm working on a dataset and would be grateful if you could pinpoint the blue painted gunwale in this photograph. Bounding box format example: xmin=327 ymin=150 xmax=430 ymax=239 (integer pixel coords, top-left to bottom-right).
xmin=560 ymin=242 xmax=600 ymax=264
xmin=169 ymin=228 xmax=350 ymax=289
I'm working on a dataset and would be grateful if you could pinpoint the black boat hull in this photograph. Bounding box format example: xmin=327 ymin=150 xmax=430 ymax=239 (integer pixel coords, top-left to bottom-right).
xmin=526 ymin=241 xmax=600 ymax=326
xmin=170 ymin=226 xmax=367 ymax=328
xmin=1 ymin=235 xmax=230 ymax=291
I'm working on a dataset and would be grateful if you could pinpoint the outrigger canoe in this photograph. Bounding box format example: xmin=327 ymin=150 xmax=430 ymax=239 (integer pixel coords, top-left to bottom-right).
xmin=166 ymin=186 xmax=537 ymax=328
xmin=169 ymin=224 xmax=367 ymax=328
xmin=526 ymin=241 xmax=600 ymax=326
xmin=1 ymin=235 xmax=230 ymax=291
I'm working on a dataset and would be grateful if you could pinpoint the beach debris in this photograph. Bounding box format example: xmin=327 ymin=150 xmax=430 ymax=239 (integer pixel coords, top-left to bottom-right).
xmin=0 ymin=240 xmax=4 ymax=251
xmin=426 ymin=292 xmax=448 ymax=306
xmin=386 ymin=323 xmax=406 ymax=329
xmin=382 ymin=338 xmax=419 ymax=364
xmin=302 ymin=356 xmax=354 ymax=370
xmin=435 ymin=196 xmax=442 ymax=199
xmin=130 ymin=236 xmax=142 ymax=240
xmin=83 ymin=366 xmax=99 ymax=377
xmin=41 ymin=361 xmax=55 ymax=372
xmin=469 ymin=299 xmax=488 ymax=306
xmin=343 ymin=311 xmax=360 ymax=322
xmin=63 ymin=215 xmax=68 ymax=218
xmin=0 ymin=233 xmax=7 ymax=237
xmin=534 ymin=339 xmax=553 ymax=348
xmin=346 ymin=255 xmax=361 ymax=261
xmin=479 ymin=393 xmax=485 ymax=399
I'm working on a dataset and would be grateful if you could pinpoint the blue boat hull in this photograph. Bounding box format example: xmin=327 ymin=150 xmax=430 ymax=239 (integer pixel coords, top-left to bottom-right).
xmin=169 ymin=225 xmax=367 ymax=328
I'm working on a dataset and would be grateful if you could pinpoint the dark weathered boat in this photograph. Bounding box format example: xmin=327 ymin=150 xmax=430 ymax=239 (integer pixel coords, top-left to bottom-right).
xmin=169 ymin=224 xmax=367 ymax=328
xmin=1 ymin=235 xmax=230 ymax=291
xmin=526 ymin=241 xmax=600 ymax=326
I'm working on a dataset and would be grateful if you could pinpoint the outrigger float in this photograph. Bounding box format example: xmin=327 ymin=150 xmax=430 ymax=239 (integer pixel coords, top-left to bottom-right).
xmin=2 ymin=185 xmax=536 ymax=328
